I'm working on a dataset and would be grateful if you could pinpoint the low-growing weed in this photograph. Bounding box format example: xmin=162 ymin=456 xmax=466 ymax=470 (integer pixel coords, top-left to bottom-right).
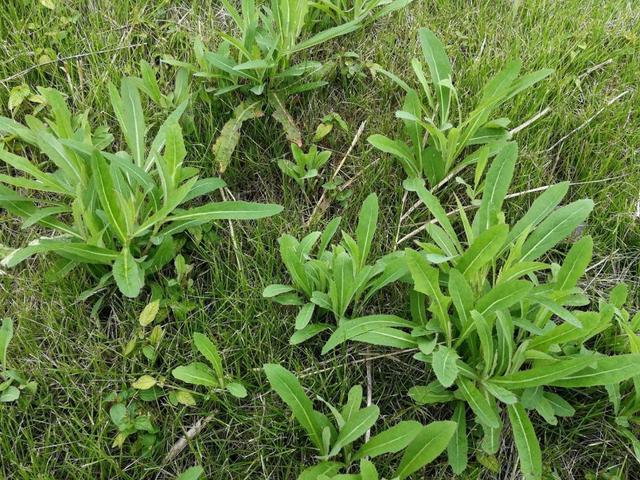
xmin=278 ymin=143 xmax=332 ymax=188
xmin=168 ymin=0 xmax=362 ymax=172
xmin=0 ymin=318 xmax=36 ymax=404
xmin=263 ymin=193 xmax=407 ymax=344
xmin=264 ymin=363 xmax=455 ymax=479
xmin=323 ymin=143 xmax=640 ymax=477
xmin=172 ymin=332 xmax=248 ymax=400
xmin=368 ymin=28 xmax=552 ymax=187
xmin=104 ymin=388 xmax=159 ymax=454
xmin=0 ymin=78 xmax=282 ymax=298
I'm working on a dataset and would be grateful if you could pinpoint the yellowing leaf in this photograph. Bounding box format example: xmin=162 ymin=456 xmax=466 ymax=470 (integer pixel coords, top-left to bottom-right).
xmin=175 ymin=390 xmax=197 ymax=406
xmin=138 ymin=300 xmax=160 ymax=327
xmin=132 ymin=375 xmax=157 ymax=390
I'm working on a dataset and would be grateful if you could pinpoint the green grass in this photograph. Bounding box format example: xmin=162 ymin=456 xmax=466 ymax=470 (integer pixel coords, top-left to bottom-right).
xmin=1 ymin=0 xmax=639 ymax=478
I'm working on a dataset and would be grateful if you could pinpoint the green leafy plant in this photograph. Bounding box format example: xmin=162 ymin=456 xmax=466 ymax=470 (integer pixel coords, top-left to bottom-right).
xmin=0 ymin=318 xmax=37 ymax=403
xmin=263 ymin=193 xmax=408 ymax=344
xmin=176 ymin=466 xmax=205 ymax=480
xmin=368 ymin=28 xmax=552 ymax=187
xmin=0 ymin=80 xmax=282 ymax=297
xmin=131 ymin=60 xmax=191 ymax=111
xmin=105 ymin=388 xmax=159 ymax=454
xmin=323 ymin=143 xmax=640 ymax=478
xmin=312 ymin=112 xmax=349 ymax=142
xmin=172 ymin=332 xmax=247 ymax=400
xmin=123 ymin=300 xmax=165 ymax=365
xmin=600 ymin=284 xmax=640 ymax=461
xmin=278 ymin=143 xmax=332 ymax=188
xmin=264 ymin=363 xmax=456 ymax=479
xmin=310 ymin=0 xmax=413 ymax=26
xmin=166 ymin=0 xmax=362 ymax=172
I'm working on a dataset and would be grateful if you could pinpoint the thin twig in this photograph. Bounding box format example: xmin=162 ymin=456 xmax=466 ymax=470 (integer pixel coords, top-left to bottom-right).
xmin=394 ymin=190 xmax=408 ymax=247
xmin=364 ymin=348 xmax=373 ymax=442
xmin=578 ymin=58 xmax=613 ymax=80
xmin=305 ymin=121 xmax=367 ymax=227
xmin=547 ymin=90 xmax=630 ymax=152
xmin=298 ymin=348 xmax=418 ymax=379
xmin=0 ymin=43 xmax=147 ymax=84
xmin=509 ymin=107 xmax=551 ymax=135
xmin=164 ymin=414 xmax=215 ymax=463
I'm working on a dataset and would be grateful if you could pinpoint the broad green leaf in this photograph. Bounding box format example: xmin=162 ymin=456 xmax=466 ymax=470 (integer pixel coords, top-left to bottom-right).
xmin=132 ymin=375 xmax=157 ymax=390
xmin=322 ymin=315 xmax=414 ymax=354
xmin=290 ymin=19 xmax=360 ymax=54
xmin=0 ymin=148 xmax=67 ymax=193
xmin=548 ymin=354 xmax=640 ymax=387
xmin=182 ymin=177 xmax=227 ymax=204
xmin=350 ymin=327 xmax=417 ymax=350
xmin=332 ymin=251 xmax=354 ymax=317
xmin=483 ymin=381 xmax=518 ymax=404
xmin=92 ymin=152 xmax=129 ymax=243
xmin=119 ymin=78 xmax=146 ymax=167
xmin=404 ymin=178 xmax=460 ymax=251
xmin=360 ymin=459 xmax=378 ymax=480
xmin=474 ymin=142 xmax=517 ymax=234
xmin=176 ymin=466 xmax=204 ymax=480
xmin=556 ymin=236 xmax=593 ymax=290
xmin=298 ymin=462 xmax=343 ymax=480
xmin=432 ymin=345 xmax=460 ymax=388
xmin=456 ymin=377 xmax=500 ymax=429
xmin=406 ymin=249 xmax=451 ymax=336
xmin=498 ymin=261 xmax=548 ymax=284
xmin=0 ymin=385 xmax=20 ymax=402
xmin=507 ymin=403 xmax=541 ymax=480
xmin=448 ymin=269 xmax=474 ymax=330
xmin=489 ymin=356 xmax=597 ymax=390
xmin=193 ymin=333 xmax=224 ymax=380
xmin=264 ymin=364 xmax=325 ymax=452
xmin=408 ymin=381 xmax=455 ymax=405
xmin=475 ymin=280 xmax=532 ymax=317
xmin=295 ymin=303 xmax=315 ymax=330
xmin=544 ymin=392 xmax=575 ymax=417
xmin=290 ymin=323 xmax=331 ymax=345
xmin=1 ymin=240 xmax=117 ymax=267
xmin=472 ymin=310 xmax=494 ymax=374
xmin=263 ymin=284 xmax=296 ymax=298
xmin=355 ymin=193 xmax=378 ymax=267
xmin=528 ymin=311 xmax=607 ymax=352
xmin=162 ymin=201 xmax=283 ymax=235
xmin=341 ymin=385 xmax=363 ymax=423
xmin=506 ymin=182 xmax=569 ymax=245
xmin=447 ymin=402 xmax=468 ymax=474
xmin=226 ymin=382 xmax=248 ymax=398
xmin=172 ymin=362 xmax=218 ymax=387
xmin=395 ymin=421 xmax=457 ymax=479
xmin=521 ymin=200 xmax=593 ymax=261
xmin=367 ymin=135 xmax=416 ymax=176
xmin=418 ymin=28 xmax=452 ymax=124
xmin=479 ymin=60 xmax=520 ymax=105
xmin=318 ymin=217 xmax=341 ymax=257
xmin=160 ymin=120 xmax=187 ymax=196
xmin=329 ymin=405 xmax=380 ymax=456
xmin=113 ymin=248 xmax=144 ymax=298
xmin=353 ymin=421 xmax=422 ymax=460
xmin=0 ymin=318 xmax=13 ymax=368
xmin=138 ymin=300 xmax=160 ymax=327
xmin=456 ymin=224 xmax=508 ymax=278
